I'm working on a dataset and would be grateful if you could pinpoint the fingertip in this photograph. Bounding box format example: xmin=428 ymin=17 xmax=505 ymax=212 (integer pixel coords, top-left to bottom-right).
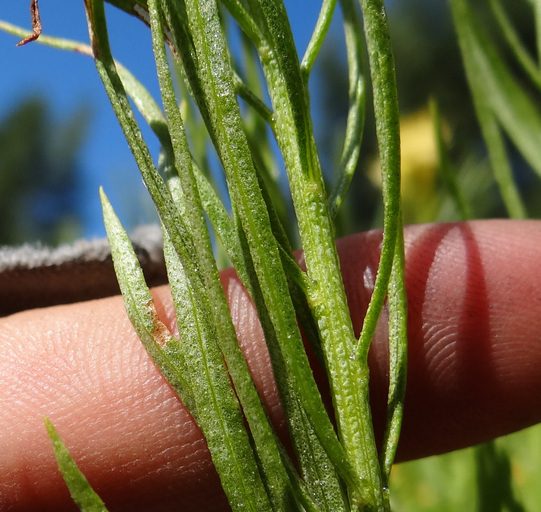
xmin=0 ymin=297 xmax=226 ymax=511
xmin=336 ymin=220 xmax=541 ymax=460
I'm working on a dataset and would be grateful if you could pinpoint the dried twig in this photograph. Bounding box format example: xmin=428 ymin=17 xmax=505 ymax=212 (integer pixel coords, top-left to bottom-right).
xmin=17 ymin=0 xmax=42 ymax=46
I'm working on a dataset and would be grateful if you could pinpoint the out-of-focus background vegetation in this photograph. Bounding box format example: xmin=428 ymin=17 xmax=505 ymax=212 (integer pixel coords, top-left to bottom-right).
xmin=1 ymin=0 xmax=540 ymax=509
xmin=2 ymin=0 xmax=540 ymax=245
xmin=316 ymin=0 xmax=541 ymax=237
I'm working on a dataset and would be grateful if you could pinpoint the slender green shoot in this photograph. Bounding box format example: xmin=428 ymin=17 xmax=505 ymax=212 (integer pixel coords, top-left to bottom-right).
xmin=301 ymin=0 xmax=338 ymax=78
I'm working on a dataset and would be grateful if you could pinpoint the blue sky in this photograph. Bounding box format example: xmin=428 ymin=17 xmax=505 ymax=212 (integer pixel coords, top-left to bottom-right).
xmin=0 ymin=1 xmax=325 ymax=240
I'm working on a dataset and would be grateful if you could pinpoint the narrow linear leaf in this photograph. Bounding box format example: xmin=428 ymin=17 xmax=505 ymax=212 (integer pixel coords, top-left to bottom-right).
xmin=100 ymin=188 xmax=195 ymax=410
xmin=44 ymin=418 xmax=108 ymax=512
xmin=379 ymin=222 xmax=407 ymax=487
xmin=301 ymin=0 xmax=338 ymax=77
xmin=356 ymin=0 xmax=401 ymax=362
xmin=0 ymin=19 xmax=95 ymax=54
xmin=233 ymin=72 xmax=275 ymax=125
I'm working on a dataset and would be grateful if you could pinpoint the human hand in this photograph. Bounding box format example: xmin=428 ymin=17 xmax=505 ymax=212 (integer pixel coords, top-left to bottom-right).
xmin=1 ymin=220 xmax=541 ymax=511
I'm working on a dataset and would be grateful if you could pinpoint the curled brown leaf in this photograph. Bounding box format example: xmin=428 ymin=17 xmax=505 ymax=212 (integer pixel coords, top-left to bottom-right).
xmin=17 ymin=0 xmax=42 ymax=47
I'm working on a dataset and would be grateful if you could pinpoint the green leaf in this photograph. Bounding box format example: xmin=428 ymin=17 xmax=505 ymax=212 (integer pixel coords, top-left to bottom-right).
xmin=301 ymin=0 xmax=338 ymax=77
xmin=100 ymin=188 xmax=195 ymax=410
xmin=379 ymin=223 xmax=407 ymax=489
xmin=44 ymin=418 xmax=109 ymax=512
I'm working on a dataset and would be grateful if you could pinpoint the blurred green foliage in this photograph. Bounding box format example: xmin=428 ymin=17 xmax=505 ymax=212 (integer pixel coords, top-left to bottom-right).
xmin=0 ymin=97 xmax=89 ymax=245
xmin=317 ymin=0 xmax=541 ymax=233
xmin=391 ymin=423 xmax=541 ymax=511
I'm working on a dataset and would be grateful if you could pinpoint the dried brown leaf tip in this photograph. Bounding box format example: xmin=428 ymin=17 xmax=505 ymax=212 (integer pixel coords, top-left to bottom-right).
xmin=17 ymin=0 xmax=42 ymax=47
xmin=146 ymin=299 xmax=173 ymax=348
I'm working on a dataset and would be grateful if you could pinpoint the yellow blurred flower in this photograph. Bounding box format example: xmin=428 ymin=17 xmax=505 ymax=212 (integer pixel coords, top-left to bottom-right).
xmin=369 ymin=105 xmax=449 ymax=223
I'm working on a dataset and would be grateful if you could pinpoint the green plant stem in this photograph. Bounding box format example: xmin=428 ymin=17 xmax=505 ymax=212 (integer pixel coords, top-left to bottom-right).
xmin=0 ymin=19 xmax=94 ymax=55
xmin=301 ymin=0 xmax=337 ymax=77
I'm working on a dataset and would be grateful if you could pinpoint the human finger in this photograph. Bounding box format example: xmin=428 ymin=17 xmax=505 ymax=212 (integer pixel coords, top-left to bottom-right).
xmin=339 ymin=220 xmax=541 ymax=461
xmin=1 ymin=220 xmax=541 ymax=510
